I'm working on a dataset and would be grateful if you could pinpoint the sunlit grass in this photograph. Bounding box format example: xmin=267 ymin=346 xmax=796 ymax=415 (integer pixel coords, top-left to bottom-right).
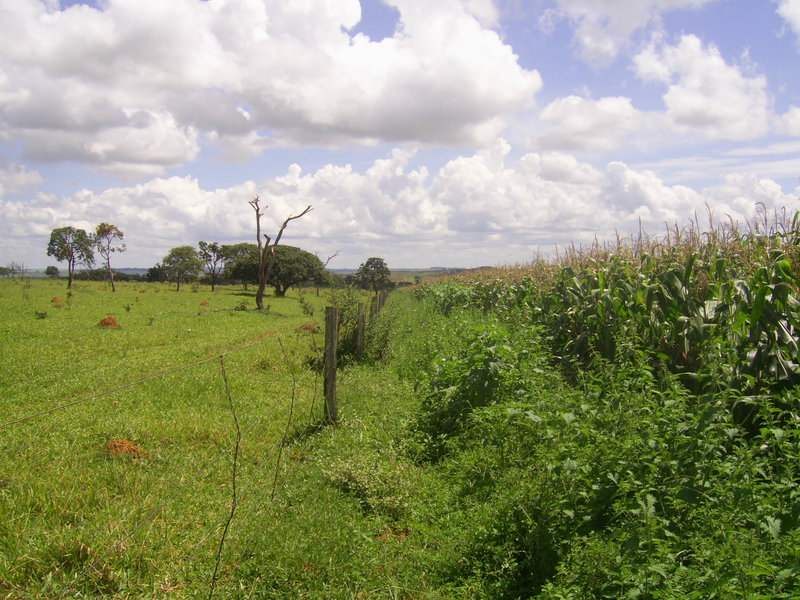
xmin=0 ymin=279 xmax=335 ymax=597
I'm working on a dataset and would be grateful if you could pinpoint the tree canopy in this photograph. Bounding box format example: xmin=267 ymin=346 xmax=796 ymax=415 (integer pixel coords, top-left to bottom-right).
xmin=220 ymin=243 xmax=325 ymax=296
xmin=355 ymin=257 xmax=392 ymax=293
xmin=47 ymin=226 xmax=95 ymax=288
xmin=269 ymin=245 xmax=325 ymax=296
xmin=222 ymin=243 xmax=259 ymax=286
xmin=162 ymin=246 xmax=203 ymax=291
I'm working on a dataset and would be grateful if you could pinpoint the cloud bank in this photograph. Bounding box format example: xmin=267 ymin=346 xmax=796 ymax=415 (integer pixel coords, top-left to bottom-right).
xmin=3 ymin=140 xmax=797 ymax=268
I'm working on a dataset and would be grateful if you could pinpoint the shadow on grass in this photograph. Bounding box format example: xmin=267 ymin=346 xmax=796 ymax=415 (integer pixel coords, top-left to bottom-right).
xmin=282 ymin=419 xmax=330 ymax=446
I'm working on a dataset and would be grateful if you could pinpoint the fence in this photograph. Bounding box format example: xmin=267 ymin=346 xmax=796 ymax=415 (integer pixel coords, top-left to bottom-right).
xmin=0 ymin=291 xmax=390 ymax=598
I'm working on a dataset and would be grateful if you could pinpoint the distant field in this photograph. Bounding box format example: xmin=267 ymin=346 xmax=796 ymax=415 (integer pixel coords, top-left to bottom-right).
xmin=0 ymin=279 xmax=337 ymax=598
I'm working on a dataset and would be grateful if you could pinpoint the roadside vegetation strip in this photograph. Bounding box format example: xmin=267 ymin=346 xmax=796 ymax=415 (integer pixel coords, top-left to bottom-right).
xmin=216 ymin=219 xmax=800 ymax=599
xmin=238 ymin=286 xmax=799 ymax=599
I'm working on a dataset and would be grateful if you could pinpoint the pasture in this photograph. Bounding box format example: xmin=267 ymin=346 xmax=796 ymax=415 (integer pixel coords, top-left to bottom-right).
xmin=0 ymin=279 xmax=334 ymax=597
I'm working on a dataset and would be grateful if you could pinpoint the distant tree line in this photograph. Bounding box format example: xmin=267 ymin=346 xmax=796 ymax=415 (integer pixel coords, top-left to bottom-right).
xmin=39 ymin=229 xmax=394 ymax=295
xmin=38 ymin=198 xmax=396 ymax=300
xmin=146 ymin=242 xmax=336 ymax=296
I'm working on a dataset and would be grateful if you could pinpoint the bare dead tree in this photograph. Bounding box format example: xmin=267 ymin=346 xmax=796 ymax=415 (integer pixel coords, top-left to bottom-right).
xmin=314 ymin=250 xmax=341 ymax=295
xmin=322 ymin=250 xmax=341 ymax=268
xmin=249 ymin=196 xmax=313 ymax=310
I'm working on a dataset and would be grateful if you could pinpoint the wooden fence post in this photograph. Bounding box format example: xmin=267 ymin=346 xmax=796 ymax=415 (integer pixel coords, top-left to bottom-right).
xmin=324 ymin=306 xmax=338 ymax=424
xmin=356 ymin=302 xmax=365 ymax=360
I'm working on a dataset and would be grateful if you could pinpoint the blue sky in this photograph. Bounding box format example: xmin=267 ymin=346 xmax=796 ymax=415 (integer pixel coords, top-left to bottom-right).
xmin=1 ymin=0 xmax=799 ymax=269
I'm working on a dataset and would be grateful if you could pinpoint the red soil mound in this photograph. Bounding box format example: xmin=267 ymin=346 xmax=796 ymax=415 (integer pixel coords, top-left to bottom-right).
xmin=377 ymin=525 xmax=410 ymax=542
xmin=97 ymin=316 xmax=120 ymax=328
xmin=105 ymin=439 xmax=150 ymax=458
xmin=298 ymin=323 xmax=319 ymax=332
xmin=51 ymin=297 xmax=62 ymax=303
xmin=200 ymin=301 xmax=210 ymax=306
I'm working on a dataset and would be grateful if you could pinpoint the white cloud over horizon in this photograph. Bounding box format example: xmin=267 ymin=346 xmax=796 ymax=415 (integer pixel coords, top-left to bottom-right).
xmin=3 ymin=140 xmax=798 ymax=269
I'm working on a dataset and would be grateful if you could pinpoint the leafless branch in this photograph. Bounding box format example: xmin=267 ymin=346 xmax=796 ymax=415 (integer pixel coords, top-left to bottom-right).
xmin=322 ymin=250 xmax=341 ymax=268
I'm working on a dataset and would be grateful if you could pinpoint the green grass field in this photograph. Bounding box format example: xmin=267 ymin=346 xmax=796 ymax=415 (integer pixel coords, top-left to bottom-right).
xmin=0 ymin=279 xmax=340 ymax=598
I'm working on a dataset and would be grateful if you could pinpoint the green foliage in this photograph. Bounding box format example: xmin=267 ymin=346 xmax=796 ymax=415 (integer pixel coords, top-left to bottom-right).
xmin=46 ymin=226 xmax=95 ymax=288
xmin=355 ymin=256 xmax=392 ymax=292
xmin=323 ymin=451 xmax=414 ymax=520
xmin=7 ymin=220 xmax=800 ymax=599
xmin=399 ymin=229 xmax=800 ymax=597
xmin=324 ymin=286 xmax=368 ymax=365
xmin=269 ymin=245 xmax=325 ymax=297
xmin=94 ymin=223 xmax=125 ymax=292
xmin=222 ymin=242 xmax=259 ymax=285
xmin=0 ymin=279 xmax=332 ymax=598
xmin=161 ymin=245 xmax=203 ymax=291
xmin=418 ymin=228 xmax=800 ymax=405
xmin=408 ymin=317 xmax=544 ymax=461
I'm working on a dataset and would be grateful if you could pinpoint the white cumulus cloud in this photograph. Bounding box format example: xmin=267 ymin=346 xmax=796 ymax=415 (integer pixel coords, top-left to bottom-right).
xmin=776 ymin=0 xmax=800 ymax=37
xmin=542 ymin=0 xmax=717 ymax=66
xmin=0 ymin=0 xmax=541 ymax=178
xmin=535 ymin=95 xmax=646 ymax=151
xmin=634 ymin=34 xmax=771 ymax=140
xmin=0 ymin=158 xmax=42 ymax=197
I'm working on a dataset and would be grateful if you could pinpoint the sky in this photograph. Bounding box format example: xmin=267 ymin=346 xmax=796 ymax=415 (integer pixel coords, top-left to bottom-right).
xmin=1 ymin=0 xmax=799 ymax=270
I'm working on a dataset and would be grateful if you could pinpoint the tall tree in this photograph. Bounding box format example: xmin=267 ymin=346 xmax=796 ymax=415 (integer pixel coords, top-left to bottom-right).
xmin=95 ymin=222 xmax=126 ymax=292
xmin=355 ymin=257 xmax=392 ymax=293
xmin=162 ymin=246 xmax=203 ymax=291
xmin=198 ymin=241 xmax=225 ymax=291
xmin=248 ymin=196 xmax=312 ymax=310
xmin=47 ymin=226 xmax=94 ymax=288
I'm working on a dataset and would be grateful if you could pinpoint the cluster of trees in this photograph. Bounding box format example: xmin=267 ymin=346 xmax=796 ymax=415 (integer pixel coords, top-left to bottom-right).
xmin=45 ymin=223 xmax=126 ymax=289
xmin=144 ymin=244 xmax=393 ymax=297
xmin=145 ymin=242 xmax=330 ymax=295
xmin=0 ymin=262 xmax=26 ymax=278
xmin=45 ymin=227 xmax=393 ymax=297
xmin=44 ymin=198 xmax=394 ymax=304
